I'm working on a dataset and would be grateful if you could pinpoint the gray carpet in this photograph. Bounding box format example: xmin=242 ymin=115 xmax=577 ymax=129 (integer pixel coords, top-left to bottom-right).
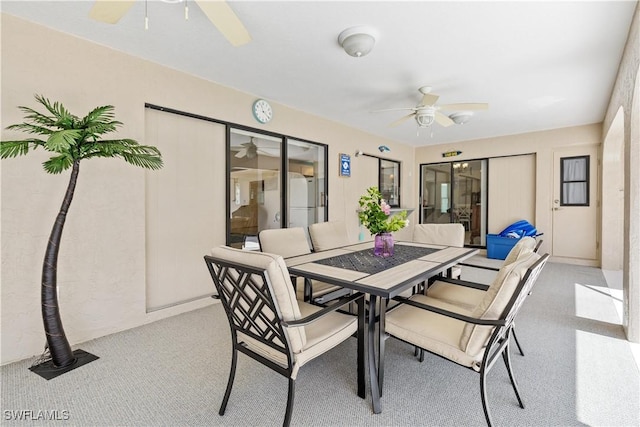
xmin=1 ymin=261 xmax=638 ymax=426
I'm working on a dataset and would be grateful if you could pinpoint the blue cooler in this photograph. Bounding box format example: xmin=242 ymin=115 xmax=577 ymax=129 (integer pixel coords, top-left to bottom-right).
xmin=486 ymin=234 xmax=522 ymax=260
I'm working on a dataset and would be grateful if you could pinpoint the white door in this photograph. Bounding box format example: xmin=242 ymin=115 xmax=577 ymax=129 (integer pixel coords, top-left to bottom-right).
xmin=552 ymin=146 xmax=599 ymax=261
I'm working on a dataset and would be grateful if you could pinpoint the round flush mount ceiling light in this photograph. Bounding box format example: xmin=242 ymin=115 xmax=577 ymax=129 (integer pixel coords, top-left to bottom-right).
xmin=449 ymin=111 xmax=474 ymax=125
xmin=338 ymin=26 xmax=377 ymax=58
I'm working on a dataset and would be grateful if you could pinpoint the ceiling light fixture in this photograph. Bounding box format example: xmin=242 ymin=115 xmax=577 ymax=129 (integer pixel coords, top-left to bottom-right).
xmin=449 ymin=111 xmax=474 ymax=125
xmin=338 ymin=26 xmax=377 ymax=58
xmin=415 ymin=109 xmax=435 ymax=127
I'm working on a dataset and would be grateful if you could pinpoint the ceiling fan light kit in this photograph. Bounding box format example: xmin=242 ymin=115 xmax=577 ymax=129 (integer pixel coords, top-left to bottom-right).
xmin=338 ymin=26 xmax=377 ymax=57
xmin=449 ymin=111 xmax=474 ymax=125
xmin=415 ymin=110 xmax=436 ymax=127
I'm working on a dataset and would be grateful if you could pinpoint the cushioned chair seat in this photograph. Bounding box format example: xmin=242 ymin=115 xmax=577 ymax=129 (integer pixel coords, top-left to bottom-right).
xmin=386 ymin=295 xmax=479 ymax=369
xmin=239 ymin=302 xmax=358 ymax=378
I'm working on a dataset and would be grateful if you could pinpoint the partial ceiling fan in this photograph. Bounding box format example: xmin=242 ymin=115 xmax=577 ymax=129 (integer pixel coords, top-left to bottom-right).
xmin=373 ymin=86 xmax=489 ymax=132
xmin=235 ymin=138 xmax=259 ymax=159
xmin=234 ymin=138 xmax=310 ymax=159
xmin=88 ymin=0 xmax=251 ymax=47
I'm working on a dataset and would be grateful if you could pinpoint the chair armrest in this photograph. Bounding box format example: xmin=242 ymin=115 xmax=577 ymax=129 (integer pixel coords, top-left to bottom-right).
xmin=433 ymin=276 xmax=490 ymax=291
xmin=392 ymin=295 xmax=505 ymax=326
xmin=282 ymin=292 xmax=364 ymax=327
xmin=457 ymin=262 xmax=500 ymax=272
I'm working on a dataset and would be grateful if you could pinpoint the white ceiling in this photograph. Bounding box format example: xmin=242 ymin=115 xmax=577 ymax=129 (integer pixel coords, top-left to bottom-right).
xmin=1 ymin=1 xmax=636 ymax=147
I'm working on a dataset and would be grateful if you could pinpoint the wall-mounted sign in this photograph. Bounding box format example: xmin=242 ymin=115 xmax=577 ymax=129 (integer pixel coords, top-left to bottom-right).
xmin=442 ymin=150 xmax=462 ymax=158
xmin=339 ymin=153 xmax=351 ymax=177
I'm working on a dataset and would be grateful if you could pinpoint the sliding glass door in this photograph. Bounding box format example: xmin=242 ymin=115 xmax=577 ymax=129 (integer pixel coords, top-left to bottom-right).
xmin=420 ymin=160 xmax=487 ymax=246
xmin=228 ymin=129 xmax=328 ymax=249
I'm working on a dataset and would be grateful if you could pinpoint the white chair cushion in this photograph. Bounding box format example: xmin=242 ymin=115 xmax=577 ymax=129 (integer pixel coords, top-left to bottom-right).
xmin=503 ymin=236 xmax=537 ymax=265
xmin=259 ymin=227 xmax=311 ymax=258
xmin=237 ymin=302 xmax=357 ymax=379
xmin=210 ymin=246 xmax=306 ymax=352
xmin=412 ymin=223 xmax=465 ymax=247
xmin=427 ymin=282 xmax=484 ymax=311
xmin=460 ymin=252 xmax=540 ymax=357
xmin=308 ymin=221 xmax=350 ymax=251
xmin=386 ymin=295 xmax=479 ymax=369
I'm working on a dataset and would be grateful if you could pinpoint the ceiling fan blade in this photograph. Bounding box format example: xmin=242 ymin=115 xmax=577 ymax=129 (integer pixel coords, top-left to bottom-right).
xmin=235 ymin=148 xmax=247 ymax=158
xmin=419 ymin=93 xmax=439 ymax=106
xmin=89 ymin=0 xmax=135 ymax=24
xmin=195 ymin=0 xmax=251 ymax=47
xmin=371 ymin=107 xmax=418 ymax=113
xmin=389 ymin=113 xmax=415 ymax=127
xmin=438 ymin=103 xmax=489 ymax=111
xmin=435 ymin=111 xmax=454 ymax=127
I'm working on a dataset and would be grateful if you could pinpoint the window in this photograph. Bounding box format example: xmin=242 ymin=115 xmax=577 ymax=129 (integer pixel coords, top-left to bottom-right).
xmin=379 ymin=159 xmax=400 ymax=207
xmin=560 ymin=155 xmax=589 ymax=206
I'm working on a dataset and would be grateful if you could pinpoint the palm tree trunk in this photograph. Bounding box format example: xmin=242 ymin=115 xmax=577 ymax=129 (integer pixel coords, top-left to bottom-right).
xmin=41 ymin=160 xmax=80 ymax=367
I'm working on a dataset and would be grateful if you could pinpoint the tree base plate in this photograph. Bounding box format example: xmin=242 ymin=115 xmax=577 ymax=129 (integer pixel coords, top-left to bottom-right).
xmin=29 ymin=349 xmax=99 ymax=380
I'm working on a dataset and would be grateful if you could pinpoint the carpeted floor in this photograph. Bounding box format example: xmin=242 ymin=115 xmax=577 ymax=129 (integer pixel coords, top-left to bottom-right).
xmin=1 ymin=260 xmax=638 ymax=426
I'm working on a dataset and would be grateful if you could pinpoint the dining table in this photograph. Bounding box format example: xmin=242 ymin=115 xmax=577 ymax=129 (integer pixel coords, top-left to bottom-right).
xmin=284 ymin=240 xmax=479 ymax=414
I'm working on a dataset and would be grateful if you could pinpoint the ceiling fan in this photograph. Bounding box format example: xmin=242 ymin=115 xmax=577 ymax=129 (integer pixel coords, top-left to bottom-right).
xmin=235 ymin=138 xmax=260 ymax=159
xmin=88 ymin=0 xmax=251 ymax=47
xmin=234 ymin=138 xmax=310 ymax=159
xmin=374 ymin=86 xmax=489 ymax=131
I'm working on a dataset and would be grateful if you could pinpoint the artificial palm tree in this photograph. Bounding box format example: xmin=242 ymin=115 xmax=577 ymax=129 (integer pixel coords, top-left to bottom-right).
xmin=1 ymin=95 xmax=163 ymax=370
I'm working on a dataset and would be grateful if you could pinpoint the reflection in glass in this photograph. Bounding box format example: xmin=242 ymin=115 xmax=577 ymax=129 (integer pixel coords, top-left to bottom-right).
xmin=421 ymin=163 xmax=451 ymax=224
xmin=287 ymin=139 xmax=326 ymax=229
xmin=420 ymin=160 xmax=487 ymax=246
xmin=229 ymin=129 xmax=282 ymax=248
xmin=380 ymin=159 xmax=400 ymax=207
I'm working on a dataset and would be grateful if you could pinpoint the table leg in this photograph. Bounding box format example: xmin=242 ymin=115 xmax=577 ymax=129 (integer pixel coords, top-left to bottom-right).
xmin=377 ymin=297 xmax=387 ymax=396
xmin=367 ymin=295 xmax=382 ymax=414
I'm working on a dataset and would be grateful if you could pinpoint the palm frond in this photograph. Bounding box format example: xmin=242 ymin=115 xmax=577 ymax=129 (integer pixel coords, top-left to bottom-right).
xmin=34 ymin=94 xmax=78 ymax=128
xmin=17 ymin=106 xmax=57 ymax=128
xmin=6 ymin=123 xmax=55 ymax=136
xmin=120 ymin=151 xmax=164 ymax=170
xmin=42 ymin=153 xmax=74 ymax=174
xmin=81 ymin=105 xmax=116 ymax=125
xmin=79 ymin=139 xmax=162 ymax=170
xmin=45 ymin=130 xmax=82 ymax=153
xmin=0 ymin=140 xmax=43 ymax=158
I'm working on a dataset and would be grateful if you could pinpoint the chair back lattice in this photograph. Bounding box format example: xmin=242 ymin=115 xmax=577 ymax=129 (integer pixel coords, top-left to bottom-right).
xmin=204 ymin=255 xmax=293 ymax=369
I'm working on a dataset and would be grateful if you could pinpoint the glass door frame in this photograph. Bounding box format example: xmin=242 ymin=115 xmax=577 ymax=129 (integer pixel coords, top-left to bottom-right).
xmin=419 ymin=158 xmax=488 ymax=248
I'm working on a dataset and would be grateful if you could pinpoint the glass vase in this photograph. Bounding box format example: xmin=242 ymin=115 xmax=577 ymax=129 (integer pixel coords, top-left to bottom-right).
xmin=374 ymin=232 xmax=394 ymax=257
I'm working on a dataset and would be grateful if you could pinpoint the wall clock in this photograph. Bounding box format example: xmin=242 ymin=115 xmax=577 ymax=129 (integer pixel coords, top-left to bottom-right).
xmin=252 ymin=99 xmax=273 ymax=124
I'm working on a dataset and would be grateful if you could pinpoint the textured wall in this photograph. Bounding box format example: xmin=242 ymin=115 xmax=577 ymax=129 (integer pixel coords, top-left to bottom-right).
xmin=602 ymin=2 xmax=640 ymax=342
xmin=0 ymin=14 xmax=414 ymax=364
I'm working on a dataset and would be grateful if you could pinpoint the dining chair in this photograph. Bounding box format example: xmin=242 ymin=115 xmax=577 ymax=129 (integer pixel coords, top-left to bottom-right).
xmin=204 ymin=246 xmax=365 ymax=427
xmin=412 ymin=223 xmax=465 ymax=279
xmin=258 ymin=227 xmax=348 ymax=303
xmin=308 ymin=220 xmax=350 ymax=252
xmin=385 ymin=251 xmax=549 ymax=427
xmin=436 ymin=236 xmax=540 ymax=356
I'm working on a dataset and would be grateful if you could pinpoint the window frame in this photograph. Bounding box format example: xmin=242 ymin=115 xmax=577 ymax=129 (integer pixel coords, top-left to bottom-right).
xmin=559 ymin=155 xmax=590 ymax=207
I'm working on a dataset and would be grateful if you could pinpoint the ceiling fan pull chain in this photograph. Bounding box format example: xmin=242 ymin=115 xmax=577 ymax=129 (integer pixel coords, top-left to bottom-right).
xmin=144 ymin=0 xmax=149 ymax=30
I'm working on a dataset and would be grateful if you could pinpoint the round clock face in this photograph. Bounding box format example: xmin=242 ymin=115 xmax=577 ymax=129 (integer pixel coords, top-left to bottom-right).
xmin=252 ymin=99 xmax=273 ymax=124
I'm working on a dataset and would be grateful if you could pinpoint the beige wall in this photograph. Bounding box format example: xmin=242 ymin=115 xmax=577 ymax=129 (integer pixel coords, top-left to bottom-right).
xmin=602 ymin=2 xmax=640 ymax=342
xmin=414 ymin=124 xmax=602 ymax=259
xmin=0 ymin=15 xmax=416 ymax=364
